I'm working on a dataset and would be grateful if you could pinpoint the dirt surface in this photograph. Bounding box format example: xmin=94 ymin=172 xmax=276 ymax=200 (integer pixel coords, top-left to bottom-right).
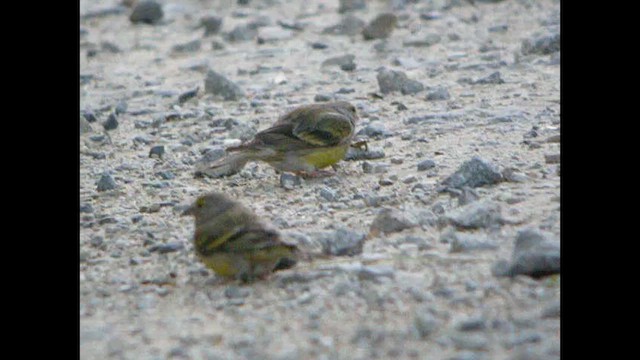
xmin=80 ymin=0 xmax=560 ymax=359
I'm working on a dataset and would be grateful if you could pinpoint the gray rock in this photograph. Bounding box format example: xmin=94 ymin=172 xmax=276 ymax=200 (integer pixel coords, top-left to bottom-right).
xmin=103 ymin=113 xmax=119 ymax=131
xmin=149 ymin=145 xmax=165 ymax=158
xmin=280 ymin=173 xmax=303 ymax=190
xmin=488 ymin=24 xmax=509 ymax=33
xmin=130 ymin=1 xmax=163 ymax=24
xmin=80 ymin=116 xmax=93 ymax=135
xmin=403 ymin=33 xmax=441 ymax=47
xmin=493 ymin=228 xmax=560 ymax=278
xmin=362 ymin=13 xmax=397 ymax=40
xmin=544 ymin=154 xmax=560 ymax=164
xmin=339 ymin=0 xmax=366 ymax=13
xmin=472 ymin=71 xmax=505 ymax=85
xmin=426 ymin=87 xmax=450 ymax=101
xmin=392 ymin=57 xmax=421 ymax=70
xmin=450 ymin=332 xmax=489 ymax=351
xmin=362 ymin=161 xmax=390 ymax=174
xmin=454 ymin=187 xmax=479 ymax=206
xmin=322 ymin=15 xmax=365 ymax=36
xmin=358 ymin=265 xmax=395 ymax=282
xmin=442 ymin=157 xmax=503 ymax=190
xmin=541 ymin=301 xmax=560 ymax=319
xmin=80 ymin=203 xmax=94 ymax=213
xmin=377 ymin=68 xmax=424 ymax=95
xmin=441 ymin=230 xmax=499 ymax=253
xmin=82 ymin=110 xmax=98 ymax=123
xmin=420 ymin=11 xmax=442 ymax=21
xmin=257 ymin=26 xmax=294 ymax=44
xmin=443 ymin=200 xmax=504 ymax=230
xmin=204 ymin=70 xmax=244 ymax=101
xmin=414 ymin=312 xmax=439 ymax=339
xmin=148 ymin=242 xmax=184 ymax=253
xmin=521 ymin=33 xmax=560 ymax=55
xmin=201 ymin=16 xmax=223 ymax=36
xmin=311 ymin=42 xmax=328 ymax=49
xmin=357 ymin=123 xmax=390 ymax=139
xmin=369 ymin=208 xmax=418 ymax=235
xmin=417 ymin=159 xmax=436 ymax=171
xmin=340 ymin=62 xmax=356 ymax=71
xmin=172 ymin=39 xmax=201 ymax=53
xmin=313 ymin=227 xmax=366 ymax=256
xmin=178 ymin=87 xmax=199 ymax=104
xmin=344 ymin=147 xmax=385 ymax=161
xmin=224 ymin=286 xmax=252 ymax=299
xmin=101 ymin=41 xmax=121 ymax=53
xmin=314 ymin=93 xmax=333 ymax=102
xmin=96 ymin=173 xmax=117 ymax=192
xmin=319 ymin=187 xmax=338 ymax=202
xmin=224 ymin=24 xmax=257 ymax=42
xmin=114 ymin=101 xmax=127 ymax=115
xmin=455 ymin=317 xmax=487 ymax=332
xmin=321 ymin=54 xmax=355 ymax=68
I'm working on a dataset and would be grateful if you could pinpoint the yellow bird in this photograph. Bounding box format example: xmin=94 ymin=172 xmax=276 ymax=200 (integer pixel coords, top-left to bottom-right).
xmin=196 ymin=101 xmax=359 ymax=178
xmin=182 ymin=192 xmax=298 ymax=282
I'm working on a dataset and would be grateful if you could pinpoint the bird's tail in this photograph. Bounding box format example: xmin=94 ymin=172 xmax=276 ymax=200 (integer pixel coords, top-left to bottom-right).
xmin=194 ymin=151 xmax=252 ymax=178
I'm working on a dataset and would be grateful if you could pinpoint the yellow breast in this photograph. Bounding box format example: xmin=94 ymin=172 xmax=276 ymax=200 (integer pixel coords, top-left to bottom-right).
xmin=302 ymin=145 xmax=349 ymax=169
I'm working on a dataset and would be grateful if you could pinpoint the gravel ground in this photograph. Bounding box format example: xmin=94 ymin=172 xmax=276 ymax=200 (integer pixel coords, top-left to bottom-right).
xmin=80 ymin=0 xmax=560 ymax=359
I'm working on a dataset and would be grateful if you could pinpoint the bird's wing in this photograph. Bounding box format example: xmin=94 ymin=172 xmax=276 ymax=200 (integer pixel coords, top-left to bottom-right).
xmin=291 ymin=111 xmax=354 ymax=146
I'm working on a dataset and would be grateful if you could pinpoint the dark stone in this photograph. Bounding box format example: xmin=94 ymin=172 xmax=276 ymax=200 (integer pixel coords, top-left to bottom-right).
xmin=362 ymin=13 xmax=397 ymax=40
xmin=204 ymin=70 xmax=244 ymax=101
xmin=130 ymin=1 xmax=163 ymax=24
xmin=96 ymin=173 xmax=117 ymax=192
xmin=417 ymin=159 xmax=436 ymax=171
xmin=201 ymin=16 xmax=223 ymax=36
xmin=442 ymin=157 xmax=503 ymax=190
xmin=103 ymin=113 xmax=119 ymax=131
xmin=178 ymin=87 xmax=199 ymax=104
xmin=149 ymin=145 xmax=165 ymax=158
xmin=311 ymin=42 xmax=328 ymax=49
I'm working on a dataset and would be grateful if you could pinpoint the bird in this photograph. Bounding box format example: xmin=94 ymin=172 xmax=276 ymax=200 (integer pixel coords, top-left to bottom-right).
xmin=182 ymin=192 xmax=299 ymax=282
xmin=195 ymin=101 xmax=359 ymax=179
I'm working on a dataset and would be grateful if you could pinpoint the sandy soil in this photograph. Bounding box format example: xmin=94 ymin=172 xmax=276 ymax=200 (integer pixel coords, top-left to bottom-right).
xmin=80 ymin=0 xmax=560 ymax=359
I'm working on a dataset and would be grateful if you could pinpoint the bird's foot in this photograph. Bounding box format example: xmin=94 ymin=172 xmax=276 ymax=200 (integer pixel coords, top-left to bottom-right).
xmin=350 ymin=140 xmax=369 ymax=151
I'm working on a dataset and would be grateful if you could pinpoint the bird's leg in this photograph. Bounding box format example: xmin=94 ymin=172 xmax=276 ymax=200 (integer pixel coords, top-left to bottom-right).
xmin=351 ymin=140 xmax=369 ymax=151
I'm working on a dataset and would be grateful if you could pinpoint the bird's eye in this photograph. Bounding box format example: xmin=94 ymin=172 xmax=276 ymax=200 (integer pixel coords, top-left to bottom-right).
xmin=350 ymin=106 xmax=356 ymax=113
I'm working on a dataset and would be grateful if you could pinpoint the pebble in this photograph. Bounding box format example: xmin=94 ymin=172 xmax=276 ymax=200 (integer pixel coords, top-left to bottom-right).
xmin=344 ymin=147 xmax=385 ymax=161
xmin=204 ymin=70 xmax=244 ymax=101
xmin=340 ymin=62 xmax=356 ymax=71
xmin=339 ymin=0 xmax=366 ymax=13
xmin=319 ymin=187 xmax=337 ymax=202
xmin=224 ymin=286 xmax=252 ymax=299
xmin=130 ymin=1 xmax=163 ymax=24
xmin=82 ymin=110 xmax=98 ymax=123
xmin=178 ymin=87 xmax=199 ymax=104
xmin=357 ymin=123 xmax=390 ymax=139
xmin=149 ymin=145 xmax=165 ymax=158
xmin=80 ymin=116 xmax=93 ymax=135
xmin=403 ymin=33 xmax=441 ymax=47
xmin=442 ymin=230 xmax=499 ymax=253
xmin=488 ymin=24 xmax=509 ymax=33
xmin=362 ymin=13 xmax=397 ymax=40
xmin=224 ymin=24 xmax=257 ymax=42
xmin=313 ymin=227 xmax=366 ymax=256
xmin=369 ymin=208 xmax=418 ymax=235
xmin=455 ymin=317 xmax=487 ymax=332
xmin=443 ymin=200 xmax=504 ymax=230
xmin=103 ymin=113 xmax=119 ymax=131
xmin=280 ymin=173 xmax=303 ymax=190
xmin=311 ymin=42 xmax=328 ymax=49
xmin=544 ymin=154 xmax=560 ymax=164
xmin=148 ymin=242 xmax=184 ymax=254
xmin=442 ymin=157 xmax=503 ymax=190
xmin=492 ymin=228 xmax=560 ymax=278
xmin=200 ymin=16 xmax=223 ymax=36
xmin=314 ymin=93 xmax=333 ymax=102
xmin=414 ymin=312 xmax=439 ymax=339
xmin=417 ymin=159 xmax=436 ymax=171
xmin=322 ymin=15 xmax=365 ymax=36
xmin=257 ymin=26 xmax=294 ymax=44
xmin=425 ymin=87 xmax=451 ymax=101
xmin=96 ymin=173 xmax=117 ymax=192
xmin=321 ymin=54 xmax=355 ymax=68
xmin=472 ymin=71 xmax=505 ymax=85
xmin=377 ymin=68 xmax=424 ymax=95
xmin=521 ymin=33 xmax=560 ymax=55
xmin=172 ymin=39 xmax=201 ymax=53
xmin=362 ymin=161 xmax=390 ymax=174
